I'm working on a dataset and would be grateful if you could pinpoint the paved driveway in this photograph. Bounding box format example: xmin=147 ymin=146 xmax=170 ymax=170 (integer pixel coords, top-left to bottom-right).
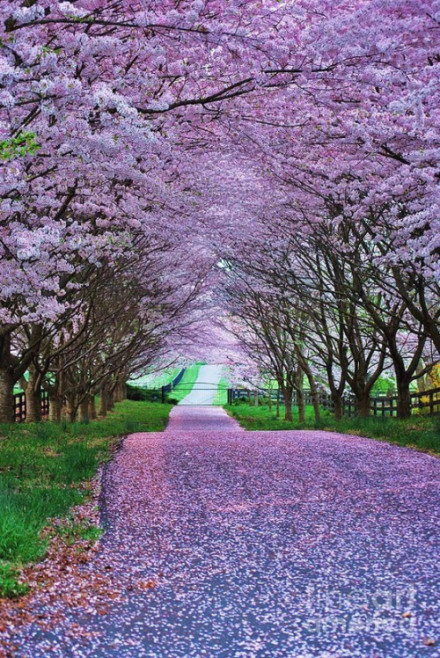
xmin=1 ymin=407 xmax=439 ymax=657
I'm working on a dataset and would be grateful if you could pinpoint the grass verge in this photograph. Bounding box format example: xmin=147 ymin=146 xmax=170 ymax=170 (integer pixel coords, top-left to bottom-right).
xmin=212 ymin=376 xmax=230 ymax=406
xmin=0 ymin=399 xmax=172 ymax=597
xmin=224 ymin=402 xmax=440 ymax=455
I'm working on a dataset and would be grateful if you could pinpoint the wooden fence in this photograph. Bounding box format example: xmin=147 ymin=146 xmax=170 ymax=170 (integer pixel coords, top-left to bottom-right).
xmin=13 ymin=391 xmax=50 ymax=422
xmin=227 ymin=386 xmax=440 ymax=418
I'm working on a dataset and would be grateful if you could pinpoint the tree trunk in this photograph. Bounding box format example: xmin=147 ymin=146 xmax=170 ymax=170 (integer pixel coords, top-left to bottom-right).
xmin=49 ymin=395 xmax=62 ymax=422
xmin=78 ymin=398 xmax=89 ymax=423
xmin=88 ymin=395 xmax=97 ymax=420
xmin=25 ymin=364 xmax=42 ymax=423
xmin=100 ymin=390 xmax=109 ymax=418
xmin=0 ymin=367 xmax=15 ymax=423
xmin=297 ymin=387 xmax=305 ymax=423
xmin=65 ymin=395 xmax=76 ymax=423
xmin=332 ymin=392 xmax=344 ymax=421
xmin=116 ymin=381 xmax=127 ymax=402
xmin=284 ymin=386 xmax=293 ymax=422
xmin=396 ymin=382 xmax=412 ymax=418
xmin=309 ymin=380 xmax=321 ymax=423
xmin=356 ymin=391 xmax=371 ymax=418
xmin=276 ymin=389 xmax=280 ymax=417
xmin=26 ymin=388 xmax=42 ymax=423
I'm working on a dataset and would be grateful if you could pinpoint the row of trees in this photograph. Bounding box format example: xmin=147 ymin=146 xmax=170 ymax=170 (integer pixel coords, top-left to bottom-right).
xmin=221 ymin=211 xmax=439 ymax=419
xmin=1 ymin=228 xmax=210 ymax=422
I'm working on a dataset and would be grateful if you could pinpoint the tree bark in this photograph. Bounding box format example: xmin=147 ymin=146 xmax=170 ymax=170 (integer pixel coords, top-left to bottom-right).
xmin=107 ymin=389 xmax=114 ymax=411
xmin=116 ymin=380 xmax=127 ymax=402
xmin=100 ymin=389 xmax=109 ymax=418
xmin=49 ymin=395 xmax=62 ymax=422
xmin=26 ymin=388 xmax=42 ymax=423
xmin=297 ymin=387 xmax=305 ymax=423
xmin=65 ymin=395 xmax=77 ymax=423
xmin=396 ymin=382 xmax=412 ymax=418
xmin=284 ymin=386 xmax=293 ymax=422
xmin=309 ymin=379 xmax=321 ymax=423
xmin=88 ymin=395 xmax=97 ymax=420
xmin=356 ymin=391 xmax=371 ymax=418
xmin=25 ymin=364 xmax=42 ymax=423
xmin=0 ymin=367 xmax=14 ymax=423
xmin=332 ymin=392 xmax=344 ymax=421
xmin=78 ymin=398 xmax=89 ymax=423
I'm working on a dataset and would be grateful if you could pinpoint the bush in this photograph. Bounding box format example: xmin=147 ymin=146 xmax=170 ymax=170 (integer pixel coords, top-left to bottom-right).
xmin=127 ymin=385 xmax=161 ymax=402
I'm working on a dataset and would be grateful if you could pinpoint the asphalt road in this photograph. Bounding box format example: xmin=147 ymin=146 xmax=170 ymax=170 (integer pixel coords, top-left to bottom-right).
xmin=2 ymin=407 xmax=439 ymax=657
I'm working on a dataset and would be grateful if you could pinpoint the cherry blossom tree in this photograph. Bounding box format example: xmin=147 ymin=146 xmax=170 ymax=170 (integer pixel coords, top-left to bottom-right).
xmin=1 ymin=0 xmax=439 ymax=421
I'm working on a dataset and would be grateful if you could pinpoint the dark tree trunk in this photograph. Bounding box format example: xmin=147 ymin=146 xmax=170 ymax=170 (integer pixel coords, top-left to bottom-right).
xmin=26 ymin=389 xmax=42 ymax=423
xmin=88 ymin=395 xmax=97 ymax=420
xmin=309 ymin=380 xmax=321 ymax=423
xmin=78 ymin=398 xmax=89 ymax=423
xmin=396 ymin=382 xmax=412 ymax=418
xmin=276 ymin=389 xmax=280 ymax=417
xmin=115 ymin=381 xmax=127 ymax=403
xmin=297 ymin=387 xmax=305 ymax=423
xmin=0 ymin=367 xmax=14 ymax=423
xmin=284 ymin=386 xmax=293 ymax=422
xmin=332 ymin=392 xmax=344 ymax=421
xmin=356 ymin=391 xmax=371 ymax=418
xmin=100 ymin=389 xmax=109 ymax=418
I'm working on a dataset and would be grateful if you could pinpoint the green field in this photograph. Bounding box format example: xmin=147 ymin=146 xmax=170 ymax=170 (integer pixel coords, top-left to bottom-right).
xmin=225 ymin=401 xmax=440 ymax=455
xmin=0 ymin=400 xmax=172 ymax=597
xmin=168 ymin=363 xmax=204 ymax=402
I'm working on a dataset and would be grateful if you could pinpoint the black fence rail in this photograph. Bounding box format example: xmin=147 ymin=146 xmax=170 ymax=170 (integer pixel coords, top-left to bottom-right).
xmin=13 ymin=391 xmax=50 ymax=422
xmin=227 ymin=386 xmax=440 ymax=418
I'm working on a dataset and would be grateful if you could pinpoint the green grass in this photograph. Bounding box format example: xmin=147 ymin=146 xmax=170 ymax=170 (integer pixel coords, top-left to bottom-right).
xmin=212 ymin=376 xmax=230 ymax=406
xmin=0 ymin=399 xmax=172 ymax=597
xmin=168 ymin=363 xmax=204 ymax=402
xmin=224 ymin=402 xmax=440 ymax=455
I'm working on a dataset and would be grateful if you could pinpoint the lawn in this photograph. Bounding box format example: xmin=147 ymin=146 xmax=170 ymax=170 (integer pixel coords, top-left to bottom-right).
xmin=225 ymin=402 xmax=440 ymax=455
xmin=0 ymin=399 xmax=172 ymax=597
